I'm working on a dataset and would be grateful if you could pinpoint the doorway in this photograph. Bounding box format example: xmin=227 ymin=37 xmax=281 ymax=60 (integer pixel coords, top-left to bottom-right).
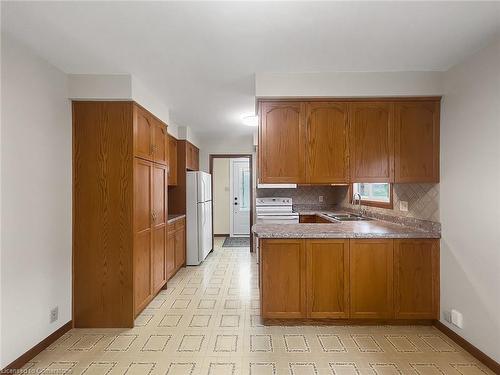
xmin=230 ymin=158 xmax=250 ymax=236
xmin=209 ymin=154 xmax=253 ymax=251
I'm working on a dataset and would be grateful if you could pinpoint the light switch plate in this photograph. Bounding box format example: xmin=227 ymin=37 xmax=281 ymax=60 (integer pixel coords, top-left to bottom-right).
xmin=319 ymin=196 xmax=324 ymax=203
xmin=399 ymin=201 xmax=408 ymax=211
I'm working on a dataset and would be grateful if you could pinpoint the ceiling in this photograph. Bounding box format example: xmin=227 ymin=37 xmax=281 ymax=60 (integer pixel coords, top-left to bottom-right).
xmin=2 ymin=1 xmax=499 ymax=138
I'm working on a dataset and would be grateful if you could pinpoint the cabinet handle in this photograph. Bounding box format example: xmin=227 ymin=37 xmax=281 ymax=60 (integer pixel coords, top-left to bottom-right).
xmin=150 ymin=144 xmax=155 ymax=155
xmin=151 ymin=211 xmax=156 ymax=223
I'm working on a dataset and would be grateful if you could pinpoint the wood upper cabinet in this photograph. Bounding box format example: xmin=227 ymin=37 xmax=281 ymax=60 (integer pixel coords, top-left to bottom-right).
xmin=134 ymin=104 xmax=169 ymax=165
xmin=134 ymin=106 xmax=154 ymax=161
xmin=395 ymin=101 xmax=440 ymax=182
xmin=306 ymin=102 xmax=349 ymax=183
xmin=152 ymin=118 xmax=168 ymax=166
xmin=350 ymin=102 xmax=394 ymax=182
xmin=306 ymin=240 xmax=349 ymax=318
xmin=349 ymin=239 xmax=394 ymax=319
xmin=260 ymin=239 xmax=307 ymax=318
xmin=258 ymin=98 xmax=440 ymax=185
xmin=134 ymin=158 xmax=153 ymax=315
xmin=185 ymin=141 xmax=199 ymax=171
xmin=168 ymin=135 xmax=178 ymax=185
xmin=394 ymin=239 xmax=439 ymax=319
xmin=152 ymin=163 xmax=167 ymax=293
xmin=259 ymin=102 xmax=306 ymax=183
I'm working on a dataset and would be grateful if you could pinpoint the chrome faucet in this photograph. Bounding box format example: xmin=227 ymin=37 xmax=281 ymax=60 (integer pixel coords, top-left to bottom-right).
xmin=353 ymin=193 xmax=363 ymax=216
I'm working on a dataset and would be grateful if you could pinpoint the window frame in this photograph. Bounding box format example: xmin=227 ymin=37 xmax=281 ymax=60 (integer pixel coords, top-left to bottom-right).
xmin=350 ymin=183 xmax=393 ymax=209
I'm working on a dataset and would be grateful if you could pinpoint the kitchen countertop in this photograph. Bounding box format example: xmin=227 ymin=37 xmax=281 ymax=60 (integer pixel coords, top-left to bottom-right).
xmin=167 ymin=214 xmax=186 ymax=224
xmin=252 ymin=211 xmax=440 ymax=239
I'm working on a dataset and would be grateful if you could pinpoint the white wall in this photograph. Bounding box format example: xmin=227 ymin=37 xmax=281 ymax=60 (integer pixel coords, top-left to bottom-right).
xmin=198 ymin=134 xmax=254 ymax=173
xmin=256 ymin=71 xmax=444 ymax=97
xmin=177 ymin=126 xmax=201 ymax=148
xmin=67 ymin=74 xmax=172 ymax=128
xmin=212 ymin=159 xmax=230 ymax=234
xmin=440 ymin=40 xmax=500 ymax=361
xmin=68 ymin=74 xmax=132 ymax=100
xmin=0 ymin=33 xmax=72 ymax=367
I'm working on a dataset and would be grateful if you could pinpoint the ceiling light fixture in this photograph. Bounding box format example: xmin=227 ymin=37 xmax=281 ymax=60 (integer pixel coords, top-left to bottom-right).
xmin=241 ymin=115 xmax=258 ymax=127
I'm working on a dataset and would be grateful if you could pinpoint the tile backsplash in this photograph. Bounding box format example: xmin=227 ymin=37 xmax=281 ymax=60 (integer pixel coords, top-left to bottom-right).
xmin=256 ymin=185 xmax=343 ymax=207
xmin=257 ymin=183 xmax=440 ymax=222
xmin=341 ymin=183 xmax=440 ymax=222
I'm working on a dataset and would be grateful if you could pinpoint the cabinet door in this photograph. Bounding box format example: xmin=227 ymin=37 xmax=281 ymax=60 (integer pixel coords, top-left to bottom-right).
xmin=134 ymin=158 xmax=153 ymax=315
xmin=185 ymin=142 xmax=193 ymax=170
xmin=394 ymin=240 xmax=439 ymax=319
xmin=153 ymin=119 xmax=168 ymax=166
xmin=168 ymin=135 xmax=178 ymax=186
xmin=192 ymin=146 xmax=199 ymax=171
xmin=152 ymin=163 xmax=167 ymax=293
xmin=306 ymin=240 xmax=349 ymax=318
xmin=350 ymin=239 xmax=394 ymax=319
xmin=350 ymin=102 xmax=394 ymax=182
xmin=166 ymin=229 xmax=176 ymax=279
xmin=394 ymin=101 xmax=440 ymax=182
xmin=260 ymin=239 xmax=306 ymax=318
xmin=306 ymin=102 xmax=349 ymax=183
xmin=259 ymin=102 xmax=306 ymax=183
xmin=174 ymin=226 xmax=185 ymax=269
xmin=134 ymin=106 xmax=153 ymax=161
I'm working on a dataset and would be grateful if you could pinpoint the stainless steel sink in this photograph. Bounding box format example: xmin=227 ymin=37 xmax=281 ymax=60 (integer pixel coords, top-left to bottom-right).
xmin=326 ymin=213 xmax=373 ymax=222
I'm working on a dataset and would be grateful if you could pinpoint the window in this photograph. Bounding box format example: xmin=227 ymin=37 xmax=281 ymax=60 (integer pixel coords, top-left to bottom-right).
xmin=352 ymin=183 xmax=392 ymax=208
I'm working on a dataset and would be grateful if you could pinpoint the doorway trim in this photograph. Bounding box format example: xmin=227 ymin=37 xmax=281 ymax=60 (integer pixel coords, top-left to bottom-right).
xmin=229 ymin=158 xmax=251 ymax=238
xmin=209 ymin=154 xmax=253 ymax=252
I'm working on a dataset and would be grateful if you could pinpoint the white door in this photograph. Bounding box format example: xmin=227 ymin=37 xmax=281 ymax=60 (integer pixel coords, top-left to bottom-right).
xmin=230 ymin=159 xmax=250 ymax=236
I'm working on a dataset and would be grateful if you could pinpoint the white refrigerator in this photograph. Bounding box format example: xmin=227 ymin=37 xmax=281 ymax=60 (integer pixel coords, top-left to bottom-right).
xmin=186 ymin=171 xmax=213 ymax=265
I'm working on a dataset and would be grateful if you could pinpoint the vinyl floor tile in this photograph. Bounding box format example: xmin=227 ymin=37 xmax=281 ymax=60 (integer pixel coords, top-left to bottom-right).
xmin=24 ymin=238 xmax=494 ymax=375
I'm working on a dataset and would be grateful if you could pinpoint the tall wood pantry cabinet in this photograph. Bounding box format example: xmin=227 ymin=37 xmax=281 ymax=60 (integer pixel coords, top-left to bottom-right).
xmin=73 ymin=101 xmax=169 ymax=328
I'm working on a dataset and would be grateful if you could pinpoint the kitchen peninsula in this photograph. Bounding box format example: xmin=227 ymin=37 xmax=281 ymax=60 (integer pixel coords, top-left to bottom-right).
xmin=252 ymin=212 xmax=440 ymax=324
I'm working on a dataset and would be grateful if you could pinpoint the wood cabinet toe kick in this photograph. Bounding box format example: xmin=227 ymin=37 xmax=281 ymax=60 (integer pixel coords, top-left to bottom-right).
xmin=259 ymin=238 xmax=439 ymax=324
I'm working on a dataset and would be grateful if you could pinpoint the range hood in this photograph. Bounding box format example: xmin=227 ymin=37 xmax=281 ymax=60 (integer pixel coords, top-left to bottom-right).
xmin=257 ymin=183 xmax=297 ymax=189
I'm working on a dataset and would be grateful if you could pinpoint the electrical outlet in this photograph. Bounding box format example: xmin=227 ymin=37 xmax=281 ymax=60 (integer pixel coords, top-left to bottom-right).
xmin=399 ymin=201 xmax=408 ymax=212
xmin=451 ymin=309 xmax=464 ymax=328
xmin=50 ymin=306 xmax=58 ymax=323
xmin=319 ymin=196 xmax=324 ymax=203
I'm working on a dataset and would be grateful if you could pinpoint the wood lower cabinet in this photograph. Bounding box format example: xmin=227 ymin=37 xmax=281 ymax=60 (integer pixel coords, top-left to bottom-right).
xmin=306 ymin=102 xmax=349 ymax=183
xmin=260 ymin=237 xmax=439 ymax=322
xmin=259 ymin=102 xmax=306 ymax=183
xmin=167 ymin=218 xmax=186 ymax=279
xmin=349 ymin=239 xmax=394 ymax=319
xmin=350 ymin=102 xmax=394 ymax=182
xmin=395 ymin=101 xmax=440 ymax=182
xmin=306 ymin=240 xmax=349 ymax=318
xmin=168 ymin=135 xmax=178 ymax=186
xmin=260 ymin=239 xmax=307 ymax=318
xmin=73 ymin=101 xmax=169 ymax=328
xmin=166 ymin=230 xmax=176 ymax=279
xmin=394 ymin=239 xmax=439 ymax=319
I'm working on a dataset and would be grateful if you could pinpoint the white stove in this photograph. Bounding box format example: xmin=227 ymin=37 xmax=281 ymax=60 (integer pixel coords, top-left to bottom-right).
xmin=256 ymin=197 xmax=299 ymax=224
